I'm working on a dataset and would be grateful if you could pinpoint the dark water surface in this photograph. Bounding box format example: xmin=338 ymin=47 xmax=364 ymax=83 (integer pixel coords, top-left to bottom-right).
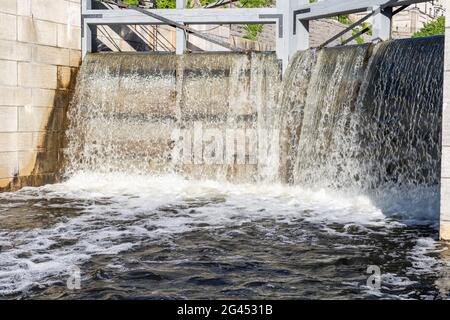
xmin=0 ymin=174 xmax=448 ymax=300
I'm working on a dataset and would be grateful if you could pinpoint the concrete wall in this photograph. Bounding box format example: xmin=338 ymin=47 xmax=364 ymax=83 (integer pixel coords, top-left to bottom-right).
xmin=441 ymin=3 xmax=450 ymax=241
xmin=0 ymin=0 xmax=81 ymax=191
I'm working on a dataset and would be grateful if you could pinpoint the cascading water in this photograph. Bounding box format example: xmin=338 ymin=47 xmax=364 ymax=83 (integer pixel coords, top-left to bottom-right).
xmin=280 ymin=36 xmax=443 ymax=218
xmin=65 ymin=52 xmax=282 ymax=182
xmin=66 ymin=37 xmax=443 ymax=199
xmin=0 ymin=37 xmax=448 ymax=299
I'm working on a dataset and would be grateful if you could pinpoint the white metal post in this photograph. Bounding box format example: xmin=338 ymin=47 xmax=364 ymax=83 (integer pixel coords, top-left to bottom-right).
xmin=176 ymin=0 xmax=186 ymax=54
xmin=81 ymin=0 xmax=92 ymax=58
xmin=277 ymin=0 xmax=310 ymax=73
xmin=372 ymin=5 xmax=392 ymax=41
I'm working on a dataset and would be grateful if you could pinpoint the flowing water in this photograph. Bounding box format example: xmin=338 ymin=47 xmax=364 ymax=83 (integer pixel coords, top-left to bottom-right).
xmin=0 ymin=37 xmax=449 ymax=299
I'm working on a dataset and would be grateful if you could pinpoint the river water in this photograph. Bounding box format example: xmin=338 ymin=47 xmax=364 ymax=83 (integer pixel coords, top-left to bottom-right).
xmin=0 ymin=38 xmax=449 ymax=299
xmin=0 ymin=173 xmax=448 ymax=299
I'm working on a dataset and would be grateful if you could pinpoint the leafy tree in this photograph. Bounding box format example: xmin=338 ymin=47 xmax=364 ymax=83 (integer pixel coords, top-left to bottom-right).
xmin=413 ymin=16 xmax=445 ymax=38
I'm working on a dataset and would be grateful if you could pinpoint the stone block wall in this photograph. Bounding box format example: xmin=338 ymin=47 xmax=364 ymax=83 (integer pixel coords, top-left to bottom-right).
xmin=441 ymin=3 xmax=450 ymax=240
xmin=0 ymin=0 xmax=81 ymax=191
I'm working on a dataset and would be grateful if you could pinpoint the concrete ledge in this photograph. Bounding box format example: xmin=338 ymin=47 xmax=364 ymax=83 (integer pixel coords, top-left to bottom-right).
xmin=0 ymin=173 xmax=60 ymax=192
xmin=440 ymin=221 xmax=450 ymax=241
xmin=0 ymin=178 xmax=12 ymax=189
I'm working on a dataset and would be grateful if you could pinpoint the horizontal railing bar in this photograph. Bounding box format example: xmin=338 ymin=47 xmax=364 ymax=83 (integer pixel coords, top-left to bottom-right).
xmin=82 ymin=8 xmax=279 ymax=25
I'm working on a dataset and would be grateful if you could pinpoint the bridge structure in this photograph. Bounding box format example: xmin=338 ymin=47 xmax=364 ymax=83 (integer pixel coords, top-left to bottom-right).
xmin=81 ymin=0 xmax=432 ymax=71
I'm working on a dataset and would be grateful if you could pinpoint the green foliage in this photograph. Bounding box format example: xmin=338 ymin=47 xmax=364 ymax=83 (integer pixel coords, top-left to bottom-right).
xmin=124 ymin=0 xmax=274 ymax=10
xmin=239 ymin=0 xmax=271 ymax=7
xmin=199 ymin=0 xmax=217 ymax=5
xmin=348 ymin=22 xmax=372 ymax=45
xmin=156 ymin=0 xmax=271 ymax=9
xmin=413 ymin=16 xmax=445 ymax=38
xmin=361 ymin=22 xmax=372 ymax=36
xmin=332 ymin=15 xmax=351 ymax=25
xmin=156 ymin=0 xmax=176 ymax=8
xmin=243 ymin=24 xmax=263 ymax=40
xmin=238 ymin=0 xmax=271 ymax=40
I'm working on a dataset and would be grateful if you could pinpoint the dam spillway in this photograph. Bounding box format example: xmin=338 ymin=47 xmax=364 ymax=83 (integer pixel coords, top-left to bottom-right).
xmin=0 ymin=36 xmax=448 ymax=299
xmin=67 ymin=37 xmax=443 ymax=195
xmin=65 ymin=52 xmax=282 ymax=182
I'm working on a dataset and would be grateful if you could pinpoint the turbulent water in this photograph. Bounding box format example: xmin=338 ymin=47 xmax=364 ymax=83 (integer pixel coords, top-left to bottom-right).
xmin=0 ymin=37 xmax=449 ymax=299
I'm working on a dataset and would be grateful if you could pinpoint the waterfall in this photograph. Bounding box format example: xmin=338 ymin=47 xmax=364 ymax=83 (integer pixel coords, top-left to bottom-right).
xmin=65 ymin=52 xmax=282 ymax=182
xmin=65 ymin=36 xmax=444 ymax=213
xmin=279 ymin=36 xmax=443 ymax=217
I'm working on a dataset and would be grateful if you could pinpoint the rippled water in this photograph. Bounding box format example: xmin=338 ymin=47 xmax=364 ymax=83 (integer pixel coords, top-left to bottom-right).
xmin=0 ymin=173 xmax=448 ymax=300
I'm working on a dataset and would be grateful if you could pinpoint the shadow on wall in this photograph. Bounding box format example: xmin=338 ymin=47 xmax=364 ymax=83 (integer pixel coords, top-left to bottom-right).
xmin=0 ymin=68 xmax=79 ymax=192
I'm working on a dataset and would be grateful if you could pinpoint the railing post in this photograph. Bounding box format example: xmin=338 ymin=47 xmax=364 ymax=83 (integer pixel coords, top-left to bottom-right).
xmin=372 ymin=6 xmax=392 ymax=41
xmin=176 ymin=0 xmax=186 ymax=54
xmin=81 ymin=0 xmax=92 ymax=59
xmin=277 ymin=0 xmax=309 ymax=73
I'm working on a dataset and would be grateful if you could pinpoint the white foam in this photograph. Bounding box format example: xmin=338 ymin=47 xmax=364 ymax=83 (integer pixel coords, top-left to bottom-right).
xmin=0 ymin=172 xmax=443 ymax=296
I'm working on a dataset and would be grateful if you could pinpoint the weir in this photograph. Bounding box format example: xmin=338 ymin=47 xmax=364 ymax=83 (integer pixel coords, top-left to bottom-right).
xmin=0 ymin=0 xmax=448 ymax=240
xmin=67 ymin=37 xmax=444 ymax=220
xmin=78 ymin=0 xmax=449 ymax=240
xmin=66 ymin=52 xmax=282 ymax=182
